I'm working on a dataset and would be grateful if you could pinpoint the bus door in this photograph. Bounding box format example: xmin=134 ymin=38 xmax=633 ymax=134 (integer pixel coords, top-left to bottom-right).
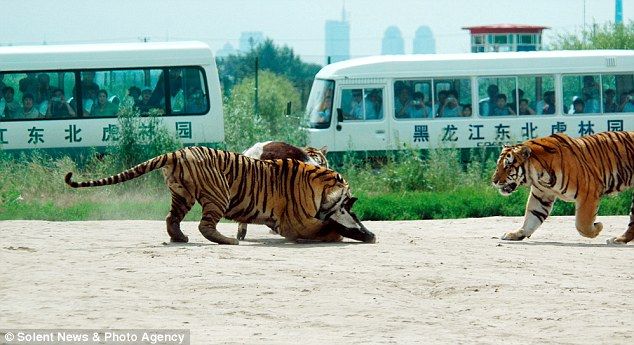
xmin=333 ymin=86 xmax=389 ymax=152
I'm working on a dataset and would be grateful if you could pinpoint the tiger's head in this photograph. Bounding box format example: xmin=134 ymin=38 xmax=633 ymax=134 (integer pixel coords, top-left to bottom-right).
xmin=492 ymin=144 xmax=532 ymax=196
xmin=304 ymin=146 xmax=329 ymax=168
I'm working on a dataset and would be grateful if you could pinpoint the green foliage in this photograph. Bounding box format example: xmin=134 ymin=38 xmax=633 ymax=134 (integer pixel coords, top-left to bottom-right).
xmin=550 ymin=21 xmax=634 ymax=50
xmin=223 ymin=71 xmax=307 ymax=152
xmin=216 ymin=38 xmax=321 ymax=104
xmin=107 ymin=106 xmax=183 ymax=169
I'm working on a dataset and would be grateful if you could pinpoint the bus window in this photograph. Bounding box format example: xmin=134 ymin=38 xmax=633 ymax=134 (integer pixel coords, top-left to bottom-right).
xmin=600 ymin=73 xmax=634 ymax=113
xmin=342 ymin=87 xmax=383 ymax=121
xmin=562 ymin=74 xmax=601 ymax=115
xmin=433 ymin=78 xmax=470 ymax=117
xmin=516 ymin=75 xmax=554 ymax=115
xmin=394 ymin=80 xmax=432 ymax=119
xmin=305 ymin=79 xmax=334 ymax=128
xmin=0 ymin=71 xmax=76 ymax=120
xmin=478 ymin=77 xmax=517 ymax=116
xmin=181 ymin=68 xmax=209 ymax=115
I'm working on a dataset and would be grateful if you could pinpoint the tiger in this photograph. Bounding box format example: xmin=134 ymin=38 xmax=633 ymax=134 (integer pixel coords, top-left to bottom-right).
xmin=492 ymin=131 xmax=634 ymax=244
xmin=238 ymin=141 xmax=329 ymax=240
xmin=64 ymin=146 xmax=375 ymax=245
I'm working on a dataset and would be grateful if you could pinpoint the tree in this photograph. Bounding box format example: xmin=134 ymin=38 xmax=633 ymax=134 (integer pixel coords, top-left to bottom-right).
xmin=550 ymin=21 xmax=634 ymax=50
xmin=223 ymin=71 xmax=306 ymax=152
xmin=217 ymin=39 xmax=321 ymax=105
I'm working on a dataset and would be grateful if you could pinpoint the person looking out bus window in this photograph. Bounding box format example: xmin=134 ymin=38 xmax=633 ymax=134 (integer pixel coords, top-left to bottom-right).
xmin=347 ymin=89 xmax=364 ymax=120
xmin=19 ymin=73 xmax=38 ymax=98
xmin=124 ymin=86 xmax=141 ymax=108
xmin=433 ymin=90 xmax=449 ymax=116
xmin=186 ymin=87 xmax=207 ymax=113
xmin=603 ymin=89 xmax=618 ymax=113
xmin=581 ymin=75 xmax=600 ymax=113
xmin=394 ymin=85 xmax=411 ymax=118
xmin=518 ymin=99 xmax=536 ymax=115
xmin=437 ymin=90 xmax=461 ymax=117
xmin=1 ymin=87 xmax=20 ymax=119
xmin=508 ymin=88 xmax=524 ymax=114
xmin=572 ymin=98 xmax=585 ymax=114
xmin=137 ymin=89 xmax=153 ymax=114
xmin=36 ymin=73 xmax=52 ymax=112
xmin=46 ymin=88 xmax=76 ymax=118
xmin=479 ymin=84 xmax=499 ymax=116
xmin=492 ymin=94 xmax=515 ymax=116
xmin=90 ymin=89 xmax=118 ymax=117
xmin=461 ymin=104 xmax=472 ymax=117
xmin=19 ymin=93 xmax=41 ymax=119
xmin=536 ymin=91 xmax=556 ymax=115
xmin=621 ymin=90 xmax=634 ymax=112
xmin=406 ymin=92 xmax=431 ymax=118
xmin=365 ymin=89 xmax=383 ymax=120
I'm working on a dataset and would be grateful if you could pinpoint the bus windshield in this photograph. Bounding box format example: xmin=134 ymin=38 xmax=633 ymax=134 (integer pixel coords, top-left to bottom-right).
xmin=305 ymin=79 xmax=334 ymax=129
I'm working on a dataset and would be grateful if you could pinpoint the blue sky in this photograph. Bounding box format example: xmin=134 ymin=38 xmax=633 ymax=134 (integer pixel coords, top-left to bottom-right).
xmin=1 ymin=0 xmax=631 ymax=64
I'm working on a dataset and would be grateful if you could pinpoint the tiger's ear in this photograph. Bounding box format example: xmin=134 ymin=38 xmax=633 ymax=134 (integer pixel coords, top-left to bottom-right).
xmin=320 ymin=146 xmax=328 ymax=154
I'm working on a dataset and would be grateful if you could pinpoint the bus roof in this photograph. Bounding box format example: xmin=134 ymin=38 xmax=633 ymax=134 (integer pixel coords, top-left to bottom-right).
xmin=0 ymin=41 xmax=214 ymax=71
xmin=316 ymin=50 xmax=634 ymax=79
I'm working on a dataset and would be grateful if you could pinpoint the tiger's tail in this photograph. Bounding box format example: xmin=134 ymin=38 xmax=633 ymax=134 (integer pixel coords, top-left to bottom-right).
xmin=65 ymin=151 xmax=177 ymax=188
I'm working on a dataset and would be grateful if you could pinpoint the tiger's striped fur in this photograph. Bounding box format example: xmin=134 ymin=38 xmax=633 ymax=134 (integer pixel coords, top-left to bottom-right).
xmin=65 ymin=146 xmax=368 ymax=244
xmin=492 ymin=131 xmax=634 ymax=244
xmin=238 ymin=141 xmax=329 ymax=240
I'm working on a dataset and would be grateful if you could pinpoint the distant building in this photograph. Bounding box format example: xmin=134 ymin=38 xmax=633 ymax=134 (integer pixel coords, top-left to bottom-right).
xmin=382 ymin=26 xmax=404 ymax=55
xmin=239 ymin=31 xmax=265 ymax=53
xmin=463 ymin=24 xmax=549 ymax=53
xmin=325 ymin=6 xmax=350 ymax=64
xmin=413 ymin=25 xmax=436 ymax=54
xmin=216 ymin=42 xmax=237 ymax=58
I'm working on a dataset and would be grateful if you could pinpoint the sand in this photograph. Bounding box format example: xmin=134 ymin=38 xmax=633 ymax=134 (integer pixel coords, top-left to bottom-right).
xmin=1 ymin=216 xmax=633 ymax=344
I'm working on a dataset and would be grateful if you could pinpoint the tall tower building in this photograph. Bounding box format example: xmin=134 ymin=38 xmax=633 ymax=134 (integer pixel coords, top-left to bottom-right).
xmin=381 ymin=26 xmax=404 ymax=55
xmin=413 ymin=26 xmax=436 ymax=54
xmin=324 ymin=5 xmax=350 ymax=64
xmin=239 ymin=31 xmax=265 ymax=53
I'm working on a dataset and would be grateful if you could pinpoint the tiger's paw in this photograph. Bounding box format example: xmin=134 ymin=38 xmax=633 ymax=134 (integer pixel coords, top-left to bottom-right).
xmin=501 ymin=230 xmax=526 ymax=241
xmin=170 ymin=235 xmax=189 ymax=243
xmin=236 ymin=229 xmax=246 ymax=241
xmin=606 ymin=236 xmax=627 ymax=245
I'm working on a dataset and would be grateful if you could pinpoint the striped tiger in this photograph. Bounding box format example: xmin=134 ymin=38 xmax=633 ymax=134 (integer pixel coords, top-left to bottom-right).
xmin=65 ymin=146 xmax=374 ymax=244
xmin=492 ymin=131 xmax=634 ymax=244
xmin=238 ymin=141 xmax=329 ymax=240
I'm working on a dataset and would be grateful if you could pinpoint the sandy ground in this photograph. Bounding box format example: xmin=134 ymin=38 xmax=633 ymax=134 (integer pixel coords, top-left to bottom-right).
xmin=1 ymin=216 xmax=633 ymax=345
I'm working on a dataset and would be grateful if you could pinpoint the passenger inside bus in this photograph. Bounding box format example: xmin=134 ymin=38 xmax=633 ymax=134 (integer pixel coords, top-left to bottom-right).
xmin=346 ymin=89 xmax=364 ymax=120
xmin=394 ymin=85 xmax=411 ymax=119
xmin=316 ymin=93 xmax=332 ymax=123
xmin=19 ymin=93 xmax=41 ymax=119
xmin=406 ymin=92 xmax=431 ymax=118
xmin=572 ymin=98 xmax=585 ymax=114
xmin=518 ymin=99 xmax=536 ymax=115
xmin=186 ymin=87 xmax=207 ymax=113
xmin=492 ymin=94 xmax=515 ymax=116
xmin=603 ymin=89 xmax=618 ymax=113
xmin=536 ymin=90 xmax=556 ymax=115
xmin=508 ymin=88 xmax=524 ymax=114
xmin=479 ymin=84 xmax=499 ymax=116
xmin=137 ymin=89 xmax=153 ymax=114
xmin=365 ymin=89 xmax=383 ymax=120
xmin=433 ymin=90 xmax=449 ymax=116
xmin=1 ymin=87 xmax=20 ymax=119
xmin=437 ymin=90 xmax=462 ymax=117
xmin=581 ymin=75 xmax=600 ymax=113
xmin=19 ymin=73 xmax=38 ymax=98
xmin=90 ymin=89 xmax=118 ymax=116
xmin=46 ymin=88 xmax=76 ymax=118
xmin=36 ymin=73 xmax=52 ymax=114
xmin=620 ymin=90 xmax=634 ymax=112
xmin=461 ymin=104 xmax=472 ymax=117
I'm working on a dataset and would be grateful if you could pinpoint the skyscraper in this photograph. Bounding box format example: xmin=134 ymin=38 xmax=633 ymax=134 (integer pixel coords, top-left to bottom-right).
xmin=239 ymin=31 xmax=265 ymax=53
xmin=381 ymin=26 xmax=404 ymax=55
xmin=324 ymin=6 xmax=350 ymax=64
xmin=413 ymin=26 xmax=436 ymax=54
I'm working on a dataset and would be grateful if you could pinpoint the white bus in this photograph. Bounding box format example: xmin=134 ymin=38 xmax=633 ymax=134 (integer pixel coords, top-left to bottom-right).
xmin=0 ymin=41 xmax=223 ymax=154
xmin=304 ymin=50 xmax=634 ymax=153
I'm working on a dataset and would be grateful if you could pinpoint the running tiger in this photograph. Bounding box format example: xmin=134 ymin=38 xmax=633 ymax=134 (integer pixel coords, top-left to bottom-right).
xmin=65 ymin=146 xmax=374 ymax=244
xmin=492 ymin=131 xmax=634 ymax=244
xmin=238 ymin=141 xmax=329 ymax=240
